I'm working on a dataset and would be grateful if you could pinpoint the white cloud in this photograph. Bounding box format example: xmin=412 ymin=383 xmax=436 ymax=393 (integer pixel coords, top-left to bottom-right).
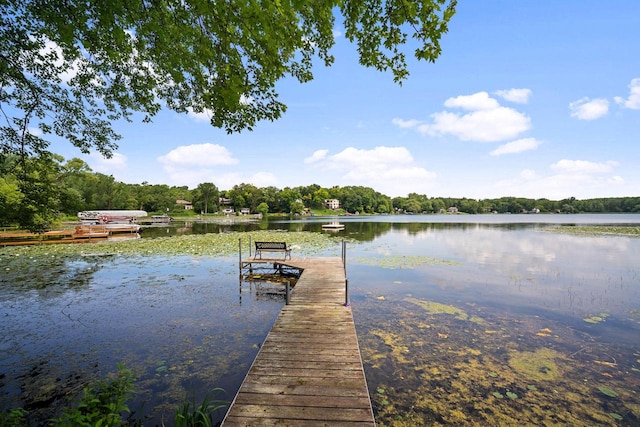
xmin=391 ymin=118 xmax=422 ymax=129
xmin=490 ymin=138 xmax=541 ymax=156
xmin=28 ymin=127 xmax=43 ymax=137
xmin=443 ymin=91 xmax=500 ymax=110
xmin=187 ymin=107 xmax=213 ymax=122
xmin=494 ymin=88 xmax=532 ymax=104
xmin=519 ymin=169 xmax=538 ymax=180
xmin=36 ymin=39 xmax=80 ymax=83
xmin=153 ymin=143 xmax=279 ymax=190
xmin=304 ymin=149 xmax=329 ymax=164
xmin=305 ymin=146 xmax=436 ymax=197
xmin=550 ymin=159 xmax=618 ymax=174
xmin=88 ymin=152 xmax=128 ymax=173
xmin=614 ymin=78 xmax=640 ymax=109
xmin=394 ymin=91 xmax=531 ymax=142
xmin=569 ymin=97 xmax=609 ymax=120
xmin=157 ymin=143 xmax=238 ymax=166
xmin=608 ymin=175 xmax=625 ymax=184
xmin=493 ymin=160 xmax=623 ymax=200
xmin=418 ymin=105 xmax=531 ymax=142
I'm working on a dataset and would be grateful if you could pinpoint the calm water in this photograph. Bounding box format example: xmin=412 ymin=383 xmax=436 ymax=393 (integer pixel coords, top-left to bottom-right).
xmin=1 ymin=214 xmax=639 ymax=425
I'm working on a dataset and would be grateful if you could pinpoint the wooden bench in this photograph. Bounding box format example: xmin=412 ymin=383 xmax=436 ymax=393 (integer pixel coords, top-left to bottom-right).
xmin=254 ymin=241 xmax=291 ymax=260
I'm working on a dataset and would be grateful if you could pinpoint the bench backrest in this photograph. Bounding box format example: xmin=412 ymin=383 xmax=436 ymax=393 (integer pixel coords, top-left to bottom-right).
xmin=255 ymin=241 xmax=287 ymax=250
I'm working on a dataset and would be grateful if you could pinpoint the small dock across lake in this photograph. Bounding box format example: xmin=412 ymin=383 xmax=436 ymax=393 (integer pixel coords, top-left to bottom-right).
xmin=223 ymin=256 xmax=376 ymax=426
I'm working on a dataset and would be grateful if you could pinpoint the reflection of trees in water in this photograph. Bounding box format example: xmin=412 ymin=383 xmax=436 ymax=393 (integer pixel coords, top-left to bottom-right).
xmin=3 ymin=256 xmax=103 ymax=293
xmin=143 ymin=218 xmax=548 ymax=241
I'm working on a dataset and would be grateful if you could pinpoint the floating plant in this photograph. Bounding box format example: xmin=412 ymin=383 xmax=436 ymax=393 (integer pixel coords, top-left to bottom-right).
xmin=506 ymin=391 xmax=518 ymax=400
xmin=354 ymin=254 xmax=462 ymax=269
xmin=406 ymin=297 xmax=485 ymax=324
xmin=609 ymin=413 xmax=623 ymax=420
xmin=598 ymin=386 xmax=618 ymax=398
xmin=583 ymin=313 xmax=609 ymax=324
xmin=492 ymin=392 xmax=504 ymax=399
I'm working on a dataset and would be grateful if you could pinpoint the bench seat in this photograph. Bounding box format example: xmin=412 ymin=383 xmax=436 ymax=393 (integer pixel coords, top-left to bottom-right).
xmin=254 ymin=241 xmax=291 ymax=260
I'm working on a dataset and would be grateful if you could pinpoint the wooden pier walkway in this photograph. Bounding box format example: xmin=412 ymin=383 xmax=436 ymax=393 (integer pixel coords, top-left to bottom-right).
xmin=223 ymin=257 xmax=376 ymax=426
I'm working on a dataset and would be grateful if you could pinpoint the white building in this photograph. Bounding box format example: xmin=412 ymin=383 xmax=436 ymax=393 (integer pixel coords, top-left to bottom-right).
xmin=325 ymin=199 xmax=340 ymax=210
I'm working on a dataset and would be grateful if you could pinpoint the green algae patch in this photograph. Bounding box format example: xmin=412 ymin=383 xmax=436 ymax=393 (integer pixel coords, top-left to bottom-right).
xmin=583 ymin=313 xmax=609 ymax=324
xmin=370 ymin=330 xmax=411 ymax=364
xmin=406 ymin=297 xmax=485 ymax=324
xmin=508 ymin=348 xmax=561 ymax=381
xmin=546 ymin=225 xmax=640 ymax=238
xmin=354 ymin=255 xmax=462 ymax=269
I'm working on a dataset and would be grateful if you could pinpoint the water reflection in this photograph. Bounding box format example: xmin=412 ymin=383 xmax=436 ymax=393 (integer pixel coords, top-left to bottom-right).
xmin=343 ymin=219 xmax=640 ymax=425
xmin=0 ymin=256 xmax=284 ymax=425
xmin=2 ymin=215 xmax=639 ymax=426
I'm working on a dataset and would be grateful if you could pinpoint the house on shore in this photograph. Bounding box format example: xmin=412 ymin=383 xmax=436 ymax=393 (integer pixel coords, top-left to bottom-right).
xmin=325 ymin=199 xmax=340 ymax=210
xmin=176 ymin=200 xmax=193 ymax=210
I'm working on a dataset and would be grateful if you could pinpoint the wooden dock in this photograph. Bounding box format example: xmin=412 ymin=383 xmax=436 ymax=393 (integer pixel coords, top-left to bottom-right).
xmin=223 ymin=257 xmax=376 ymax=426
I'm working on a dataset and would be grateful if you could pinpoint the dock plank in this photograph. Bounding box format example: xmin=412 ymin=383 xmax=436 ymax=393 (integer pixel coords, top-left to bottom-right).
xmin=223 ymin=257 xmax=375 ymax=426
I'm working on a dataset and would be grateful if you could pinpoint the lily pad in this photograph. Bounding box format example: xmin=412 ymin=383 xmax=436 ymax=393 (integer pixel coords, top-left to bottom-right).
xmin=492 ymin=392 xmax=504 ymax=399
xmin=506 ymin=391 xmax=518 ymax=399
xmin=609 ymin=413 xmax=623 ymax=420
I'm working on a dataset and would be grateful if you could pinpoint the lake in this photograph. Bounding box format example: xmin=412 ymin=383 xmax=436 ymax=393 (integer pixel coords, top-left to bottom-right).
xmin=1 ymin=214 xmax=639 ymax=425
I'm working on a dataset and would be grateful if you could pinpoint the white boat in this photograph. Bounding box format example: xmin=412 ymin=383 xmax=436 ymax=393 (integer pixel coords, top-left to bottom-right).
xmin=322 ymin=222 xmax=345 ymax=231
xmin=78 ymin=210 xmax=147 ymax=225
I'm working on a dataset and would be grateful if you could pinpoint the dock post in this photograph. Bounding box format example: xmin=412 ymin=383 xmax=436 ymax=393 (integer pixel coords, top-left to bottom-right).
xmin=285 ymin=280 xmax=290 ymax=305
xmin=238 ymin=238 xmax=242 ymax=277
xmin=345 ymin=278 xmax=349 ymax=306
xmin=342 ymin=240 xmax=349 ymax=306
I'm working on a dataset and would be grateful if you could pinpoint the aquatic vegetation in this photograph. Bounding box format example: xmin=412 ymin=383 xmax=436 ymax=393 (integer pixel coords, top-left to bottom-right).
xmin=354 ymin=254 xmax=462 ymax=269
xmin=547 ymin=225 xmax=640 ymax=237
xmin=172 ymin=389 xmax=227 ymax=427
xmin=369 ymin=330 xmax=411 ymax=364
xmin=583 ymin=313 xmax=609 ymax=324
xmin=598 ymin=386 xmax=619 ymax=398
xmin=405 ymin=297 xmax=485 ymax=324
xmin=0 ymin=230 xmax=343 ymax=261
xmin=508 ymin=348 xmax=561 ymax=381
xmin=609 ymin=412 xmax=623 ymax=420
xmin=360 ymin=288 xmax=640 ymax=426
xmin=53 ymin=364 xmax=135 ymax=427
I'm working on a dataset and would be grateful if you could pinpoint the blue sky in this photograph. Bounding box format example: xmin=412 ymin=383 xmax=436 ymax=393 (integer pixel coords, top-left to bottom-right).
xmin=51 ymin=1 xmax=640 ymax=200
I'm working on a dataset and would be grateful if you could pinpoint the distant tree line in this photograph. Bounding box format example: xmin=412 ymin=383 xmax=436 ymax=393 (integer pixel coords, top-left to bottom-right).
xmin=393 ymin=194 xmax=640 ymax=215
xmin=1 ymin=155 xmax=639 ymax=231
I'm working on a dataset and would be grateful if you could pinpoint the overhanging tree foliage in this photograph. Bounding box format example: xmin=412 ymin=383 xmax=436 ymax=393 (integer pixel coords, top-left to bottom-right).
xmin=1 ymin=0 xmax=457 ymax=229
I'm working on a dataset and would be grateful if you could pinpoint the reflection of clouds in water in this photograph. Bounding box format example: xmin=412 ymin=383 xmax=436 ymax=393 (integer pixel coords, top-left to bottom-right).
xmin=373 ymin=227 xmax=639 ymax=315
